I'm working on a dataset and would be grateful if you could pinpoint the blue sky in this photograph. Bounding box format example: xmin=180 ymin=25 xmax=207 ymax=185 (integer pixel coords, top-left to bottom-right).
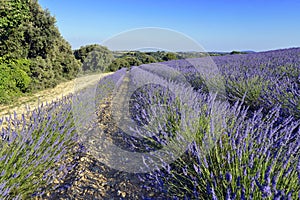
xmin=39 ymin=0 xmax=300 ymax=52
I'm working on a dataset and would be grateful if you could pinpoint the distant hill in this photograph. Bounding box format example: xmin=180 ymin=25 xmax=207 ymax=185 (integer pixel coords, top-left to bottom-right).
xmin=241 ymin=50 xmax=256 ymax=53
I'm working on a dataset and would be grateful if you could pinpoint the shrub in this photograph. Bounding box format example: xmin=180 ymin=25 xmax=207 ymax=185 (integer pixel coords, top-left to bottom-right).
xmin=141 ymin=100 xmax=300 ymax=199
xmin=0 ymin=58 xmax=32 ymax=104
xmin=107 ymin=58 xmax=130 ymax=72
xmin=74 ymin=44 xmax=114 ymax=72
xmin=0 ymin=97 xmax=77 ymax=198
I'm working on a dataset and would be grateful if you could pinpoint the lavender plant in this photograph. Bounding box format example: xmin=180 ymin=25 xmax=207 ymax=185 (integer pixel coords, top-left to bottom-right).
xmin=0 ymin=97 xmax=77 ymax=199
xmin=213 ymin=48 xmax=300 ymax=117
xmin=140 ymin=100 xmax=299 ymax=199
xmin=133 ymin=49 xmax=300 ymax=199
xmin=125 ymin=67 xmax=201 ymax=163
xmin=0 ymin=69 xmax=127 ymax=198
xmin=158 ymin=48 xmax=300 ymax=118
xmin=1 ymin=46 xmax=299 ymax=199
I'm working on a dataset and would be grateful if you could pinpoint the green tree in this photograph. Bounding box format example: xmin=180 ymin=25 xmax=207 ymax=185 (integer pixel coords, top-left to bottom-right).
xmin=0 ymin=0 xmax=31 ymax=58
xmin=230 ymin=51 xmax=246 ymax=55
xmin=162 ymin=52 xmax=178 ymax=61
xmin=74 ymin=44 xmax=114 ymax=72
xmin=142 ymin=54 xmax=157 ymax=63
xmin=74 ymin=44 xmax=99 ymax=63
xmin=108 ymin=58 xmax=130 ymax=72
xmin=123 ymin=56 xmax=142 ymax=67
xmin=0 ymin=58 xmax=32 ymax=103
xmin=130 ymin=52 xmax=157 ymax=64
xmin=12 ymin=59 xmax=32 ymax=92
xmin=146 ymin=51 xmax=167 ymax=62
xmin=0 ymin=0 xmax=80 ymax=104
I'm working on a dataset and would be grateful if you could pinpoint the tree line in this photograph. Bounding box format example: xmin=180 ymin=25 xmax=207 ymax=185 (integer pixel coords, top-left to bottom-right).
xmin=0 ymin=0 xmax=180 ymax=105
xmin=73 ymin=44 xmax=179 ymax=72
xmin=0 ymin=0 xmax=80 ymax=104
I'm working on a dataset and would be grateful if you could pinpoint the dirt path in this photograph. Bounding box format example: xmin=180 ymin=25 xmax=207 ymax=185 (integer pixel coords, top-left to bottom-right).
xmin=0 ymin=70 xmax=164 ymax=199
xmin=0 ymin=73 xmax=113 ymax=118
xmin=41 ymin=71 xmax=165 ymax=199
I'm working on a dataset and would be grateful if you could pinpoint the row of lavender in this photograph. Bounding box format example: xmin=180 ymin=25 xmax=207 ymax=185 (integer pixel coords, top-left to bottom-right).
xmin=129 ymin=49 xmax=300 ymax=199
xmin=1 ymin=46 xmax=298 ymax=199
xmin=0 ymin=69 xmax=127 ymax=199
xmin=153 ymin=48 xmax=300 ymax=119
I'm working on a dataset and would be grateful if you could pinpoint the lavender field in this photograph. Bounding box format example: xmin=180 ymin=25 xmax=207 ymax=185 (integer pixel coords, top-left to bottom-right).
xmin=0 ymin=48 xmax=299 ymax=199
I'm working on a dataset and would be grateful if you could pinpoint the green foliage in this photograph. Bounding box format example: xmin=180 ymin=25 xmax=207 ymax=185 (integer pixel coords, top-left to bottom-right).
xmin=74 ymin=44 xmax=99 ymax=63
xmin=0 ymin=58 xmax=32 ymax=104
xmin=123 ymin=56 xmax=143 ymax=67
xmin=0 ymin=0 xmax=31 ymax=58
xmin=163 ymin=52 xmax=178 ymax=61
xmin=74 ymin=44 xmax=114 ymax=72
xmin=29 ymin=57 xmax=56 ymax=90
xmin=0 ymin=0 xmax=30 ymax=29
xmin=108 ymin=51 xmax=158 ymax=72
xmin=0 ymin=0 xmax=80 ymax=104
xmin=159 ymin=102 xmax=299 ymax=199
xmin=108 ymin=51 xmax=179 ymax=72
xmin=143 ymin=55 xmax=157 ymax=63
xmin=226 ymin=76 xmax=268 ymax=110
xmin=106 ymin=51 xmax=160 ymax=72
xmin=0 ymin=98 xmax=77 ymax=198
xmin=12 ymin=62 xmax=31 ymax=92
xmin=143 ymin=51 xmax=167 ymax=62
xmin=0 ymin=67 xmax=19 ymax=104
xmin=124 ymin=52 xmax=158 ymax=64
xmin=107 ymin=58 xmax=130 ymax=72
xmin=105 ymin=50 xmax=180 ymax=72
xmin=230 ymin=51 xmax=247 ymax=55
xmin=51 ymin=38 xmax=81 ymax=79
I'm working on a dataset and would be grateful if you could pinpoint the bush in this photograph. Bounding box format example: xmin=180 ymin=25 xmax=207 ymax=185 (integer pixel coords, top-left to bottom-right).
xmin=0 ymin=58 xmax=32 ymax=104
xmin=107 ymin=58 xmax=130 ymax=72
xmin=163 ymin=52 xmax=178 ymax=61
xmin=226 ymin=75 xmax=268 ymax=110
xmin=0 ymin=97 xmax=77 ymax=198
xmin=74 ymin=44 xmax=114 ymax=72
xmin=123 ymin=56 xmax=142 ymax=67
xmin=0 ymin=0 xmax=80 ymax=104
xmin=142 ymin=100 xmax=300 ymax=199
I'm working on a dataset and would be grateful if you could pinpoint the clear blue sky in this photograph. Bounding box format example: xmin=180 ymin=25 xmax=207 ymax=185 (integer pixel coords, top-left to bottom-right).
xmin=39 ymin=0 xmax=300 ymax=52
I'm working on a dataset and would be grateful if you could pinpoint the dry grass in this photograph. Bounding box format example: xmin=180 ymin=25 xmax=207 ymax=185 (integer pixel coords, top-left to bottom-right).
xmin=0 ymin=72 xmax=113 ymax=118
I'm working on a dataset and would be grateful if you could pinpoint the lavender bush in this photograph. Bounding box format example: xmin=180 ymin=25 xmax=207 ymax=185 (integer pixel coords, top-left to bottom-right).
xmin=0 ymin=46 xmax=299 ymax=199
xmin=0 ymin=97 xmax=77 ymax=199
xmin=134 ymin=49 xmax=300 ymax=199
xmin=0 ymin=69 xmax=127 ymax=198
xmin=157 ymin=48 xmax=300 ymax=118
xmin=140 ymin=101 xmax=299 ymax=199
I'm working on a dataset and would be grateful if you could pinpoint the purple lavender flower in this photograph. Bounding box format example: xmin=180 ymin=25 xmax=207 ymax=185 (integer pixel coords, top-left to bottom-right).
xmin=264 ymin=165 xmax=272 ymax=184
xmin=0 ymin=155 xmax=6 ymax=161
xmin=182 ymin=166 xmax=188 ymax=176
xmin=193 ymin=163 xmax=201 ymax=174
xmin=225 ymin=172 xmax=232 ymax=183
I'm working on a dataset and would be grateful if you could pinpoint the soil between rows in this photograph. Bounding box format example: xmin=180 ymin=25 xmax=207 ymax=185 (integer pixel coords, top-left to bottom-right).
xmin=41 ymin=73 xmax=167 ymax=199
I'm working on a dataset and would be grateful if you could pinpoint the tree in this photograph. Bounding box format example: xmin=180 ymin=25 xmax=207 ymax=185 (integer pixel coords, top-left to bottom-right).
xmin=0 ymin=0 xmax=80 ymax=104
xmin=74 ymin=44 xmax=114 ymax=72
xmin=230 ymin=51 xmax=246 ymax=55
xmin=0 ymin=0 xmax=31 ymax=58
xmin=142 ymin=54 xmax=157 ymax=63
xmin=162 ymin=52 xmax=178 ymax=61
xmin=108 ymin=58 xmax=130 ymax=72
xmin=146 ymin=51 xmax=167 ymax=62
xmin=123 ymin=56 xmax=142 ymax=67
xmin=129 ymin=52 xmax=157 ymax=64
xmin=25 ymin=0 xmax=80 ymax=80
xmin=0 ymin=57 xmax=32 ymax=103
